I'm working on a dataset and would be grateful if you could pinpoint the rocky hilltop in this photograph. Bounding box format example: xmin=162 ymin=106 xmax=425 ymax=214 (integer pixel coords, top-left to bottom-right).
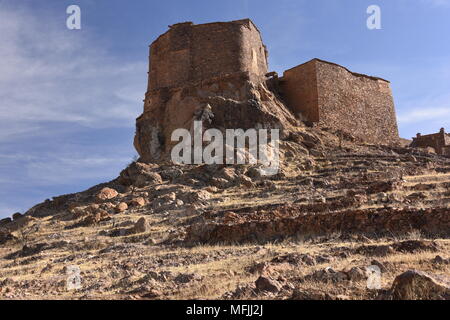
xmin=0 ymin=19 xmax=448 ymax=300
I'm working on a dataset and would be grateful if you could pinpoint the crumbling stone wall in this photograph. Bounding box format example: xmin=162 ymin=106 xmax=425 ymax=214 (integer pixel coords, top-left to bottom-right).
xmin=410 ymin=128 xmax=450 ymax=156
xmin=280 ymin=59 xmax=399 ymax=145
xmin=135 ymin=19 xmax=402 ymax=162
xmin=279 ymin=61 xmax=318 ymax=122
xmin=148 ymin=19 xmax=268 ymax=91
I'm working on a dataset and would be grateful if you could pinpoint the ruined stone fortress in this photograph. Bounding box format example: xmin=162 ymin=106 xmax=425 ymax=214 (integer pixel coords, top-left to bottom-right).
xmin=134 ymin=19 xmax=400 ymax=162
xmin=411 ymin=128 xmax=450 ymax=156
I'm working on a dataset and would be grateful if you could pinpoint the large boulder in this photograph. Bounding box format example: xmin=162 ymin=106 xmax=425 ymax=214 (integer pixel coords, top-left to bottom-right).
xmin=135 ymin=81 xmax=297 ymax=163
xmin=131 ymin=218 xmax=149 ymax=234
xmin=115 ymin=202 xmax=128 ymax=213
xmin=255 ymin=276 xmax=282 ymax=293
xmin=12 ymin=213 xmax=23 ymax=221
xmin=96 ymin=187 xmax=119 ymax=201
xmin=0 ymin=218 xmax=12 ymax=227
xmin=390 ymin=270 xmax=450 ymax=300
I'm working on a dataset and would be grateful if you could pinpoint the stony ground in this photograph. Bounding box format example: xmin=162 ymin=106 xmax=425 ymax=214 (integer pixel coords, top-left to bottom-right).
xmin=0 ymin=127 xmax=449 ymax=300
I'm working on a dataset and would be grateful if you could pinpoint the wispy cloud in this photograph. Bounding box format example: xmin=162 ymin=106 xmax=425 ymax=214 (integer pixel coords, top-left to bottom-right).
xmin=0 ymin=3 xmax=146 ymax=139
xmin=24 ymin=154 xmax=132 ymax=185
xmin=0 ymin=4 xmax=144 ymax=216
xmin=397 ymin=92 xmax=450 ymax=137
xmin=398 ymin=107 xmax=450 ymax=124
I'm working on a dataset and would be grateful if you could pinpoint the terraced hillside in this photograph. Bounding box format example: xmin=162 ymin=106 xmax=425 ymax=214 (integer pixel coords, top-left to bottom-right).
xmin=0 ymin=126 xmax=449 ymax=300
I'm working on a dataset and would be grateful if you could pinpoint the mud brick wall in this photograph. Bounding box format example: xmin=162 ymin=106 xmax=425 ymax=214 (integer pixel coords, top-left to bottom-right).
xmin=316 ymin=60 xmax=399 ymax=145
xmin=280 ymin=61 xmax=319 ymax=122
xmin=281 ymin=59 xmax=399 ymax=145
xmin=148 ymin=19 xmax=268 ymax=91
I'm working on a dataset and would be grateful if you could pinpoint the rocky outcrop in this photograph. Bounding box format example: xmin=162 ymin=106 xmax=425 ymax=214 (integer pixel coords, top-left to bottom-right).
xmin=185 ymin=206 xmax=450 ymax=244
xmin=255 ymin=276 xmax=282 ymax=293
xmin=135 ymin=71 xmax=298 ymax=163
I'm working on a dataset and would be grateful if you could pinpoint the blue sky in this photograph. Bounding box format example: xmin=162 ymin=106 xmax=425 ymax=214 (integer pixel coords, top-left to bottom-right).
xmin=0 ymin=0 xmax=449 ymax=217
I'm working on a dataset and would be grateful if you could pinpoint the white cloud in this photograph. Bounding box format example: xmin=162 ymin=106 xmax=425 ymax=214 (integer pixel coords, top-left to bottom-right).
xmin=0 ymin=4 xmax=145 ymax=217
xmin=24 ymin=155 xmax=132 ymax=185
xmin=397 ymin=93 xmax=450 ymax=127
xmin=0 ymin=3 xmax=146 ymax=138
xmin=398 ymin=107 xmax=450 ymax=124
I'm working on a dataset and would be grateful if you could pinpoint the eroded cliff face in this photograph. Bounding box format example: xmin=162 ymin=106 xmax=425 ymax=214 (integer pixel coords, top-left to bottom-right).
xmin=134 ymin=74 xmax=298 ymax=162
xmin=133 ymin=19 xmax=298 ymax=163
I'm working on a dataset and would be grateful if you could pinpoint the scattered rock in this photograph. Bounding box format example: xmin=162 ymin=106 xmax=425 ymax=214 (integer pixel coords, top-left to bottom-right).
xmin=141 ymin=289 xmax=162 ymax=299
xmin=239 ymin=175 xmax=255 ymax=189
xmin=130 ymin=197 xmax=146 ymax=207
xmin=79 ymin=209 xmax=110 ymax=226
xmin=315 ymin=255 xmax=333 ymax=264
xmin=174 ymin=273 xmax=203 ymax=284
xmin=255 ymin=276 xmax=282 ymax=293
xmin=262 ymin=181 xmax=277 ymax=191
xmin=115 ymin=202 xmax=128 ymax=213
xmin=297 ymin=131 xmax=322 ymax=149
xmin=223 ymin=284 xmax=257 ymax=299
xmin=311 ymin=267 xmax=349 ymax=283
xmin=220 ymin=167 xmax=238 ymax=182
xmin=291 ymin=288 xmax=332 ymax=300
xmin=204 ymin=186 xmax=219 ymax=193
xmin=210 ymin=177 xmax=229 ymax=188
xmin=131 ymin=218 xmax=148 ymax=234
xmin=159 ymin=168 xmax=183 ymax=181
xmin=432 ymin=255 xmax=449 ymax=265
xmin=12 ymin=212 xmax=23 ymax=221
xmin=102 ymin=202 xmax=116 ymax=211
xmin=0 ymin=218 xmax=12 ymax=227
xmin=271 ymin=253 xmax=316 ymax=266
xmin=356 ymin=244 xmax=395 ymax=257
xmin=119 ymin=162 xmax=162 ymax=187
xmin=367 ymin=181 xmax=400 ymax=194
xmin=347 ymin=267 xmax=366 ymax=282
xmin=373 ymin=245 xmax=396 ymax=257
xmin=247 ymin=262 xmax=272 ymax=275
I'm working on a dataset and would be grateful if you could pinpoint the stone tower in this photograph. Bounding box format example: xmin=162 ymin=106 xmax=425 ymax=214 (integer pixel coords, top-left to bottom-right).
xmin=147 ymin=20 xmax=269 ymax=90
xmin=134 ymin=19 xmax=297 ymax=162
